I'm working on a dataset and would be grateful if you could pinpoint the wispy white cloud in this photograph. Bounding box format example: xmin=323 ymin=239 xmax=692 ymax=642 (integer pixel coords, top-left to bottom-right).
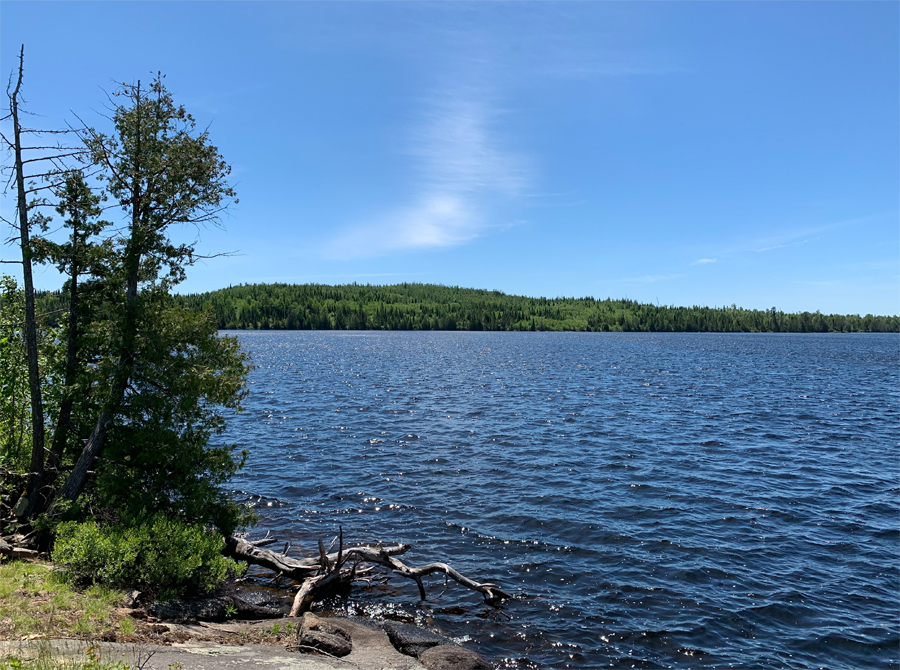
xmin=687 ymin=212 xmax=893 ymax=262
xmin=735 ymin=213 xmax=885 ymax=257
xmin=322 ymin=91 xmax=529 ymax=260
xmin=693 ymin=258 xmax=717 ymax=264
xmin=411 ymin=94 xmax=528 ymax=195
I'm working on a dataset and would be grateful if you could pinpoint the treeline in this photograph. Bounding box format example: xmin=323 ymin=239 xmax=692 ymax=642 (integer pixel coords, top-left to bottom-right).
xmin=44 ymin=282 xmax=893 ymax=333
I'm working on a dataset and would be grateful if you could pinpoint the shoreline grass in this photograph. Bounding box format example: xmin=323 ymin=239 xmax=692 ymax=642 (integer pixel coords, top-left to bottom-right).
xmin=1 ymin=641 xmax=135 ymax=669
xmin=0 ymin=560 xmax=126 ymax=643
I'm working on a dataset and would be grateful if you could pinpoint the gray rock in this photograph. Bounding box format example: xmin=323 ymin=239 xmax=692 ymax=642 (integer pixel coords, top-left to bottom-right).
xmin=297 ymin=613 xmax=352 ymax=657
xmin=419 ymin=644 xmax=491 ymax=670
xmin=297 ymin=627 xmax=352 ymax=657
xmin=148 ymin=595 xmax=281 ymax=622
xmin=383 ymin=620 xmax=451 ymax=657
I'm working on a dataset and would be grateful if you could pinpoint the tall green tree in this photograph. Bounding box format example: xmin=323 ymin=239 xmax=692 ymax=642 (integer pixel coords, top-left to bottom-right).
xmin=30 ymin=171 xmax=110 ymax=480
xmin=52 ymin=74 xmax=240 ymax=515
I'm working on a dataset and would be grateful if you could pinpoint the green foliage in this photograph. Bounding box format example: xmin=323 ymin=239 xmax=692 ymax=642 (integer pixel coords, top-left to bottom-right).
xmin=84 ymin=74 xmax=235 ymax=287
xmin=169 ymin=282 xmax=900 ymax=334
xmin=23 ymin=293 xmax=254 ymax=530
xmin=267 ymin=621 xmax=293 ymax=636
xmin=0 ymin=277 xmax=64 ymax=469
xmin=0 ymin=276 xmax=29 ymax=468
xmin=1 ymin=75 xmax=252 ymax=543
xmin=52 ymin=515 xmax=243 ymax=600
xmin=98 ymin=297 xmax=254 ymax=534
xmin=31 ymin=169 xmax=111 ymax=280
xmin=0 ymin=560 xmax=126 ymax=642
xmin=36 ymin=74 xmax=251 ymax=526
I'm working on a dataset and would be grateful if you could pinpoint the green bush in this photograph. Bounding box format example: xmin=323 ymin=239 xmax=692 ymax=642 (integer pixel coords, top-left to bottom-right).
xmin=52 ymin=515 xmax=244 ymax=600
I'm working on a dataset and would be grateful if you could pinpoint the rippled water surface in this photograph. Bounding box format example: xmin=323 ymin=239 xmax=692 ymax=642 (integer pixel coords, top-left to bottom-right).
xmin=221 ymin=332 xmax=899 ymax=669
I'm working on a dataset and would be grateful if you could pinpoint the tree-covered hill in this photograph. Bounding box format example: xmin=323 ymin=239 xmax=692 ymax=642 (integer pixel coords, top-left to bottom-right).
xmin=159 ymin=283 xmax=898 ymax=333
xmin=36 ymin=282 xmax=898 ymax=333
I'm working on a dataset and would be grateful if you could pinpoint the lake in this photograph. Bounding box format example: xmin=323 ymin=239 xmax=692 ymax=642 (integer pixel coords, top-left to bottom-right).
xmin=220 ymin=331 xmax=898 ymax=669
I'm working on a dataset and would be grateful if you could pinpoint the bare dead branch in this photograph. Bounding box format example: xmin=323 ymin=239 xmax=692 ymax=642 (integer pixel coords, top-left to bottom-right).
xmin=20 ymin=128 xmax=80 ymax=135
xmin=223 ymin=535 xmax=408 ymax=581
xmin=23 ymin=170 xmax=71 ymax=180
xmin=24 ymin=178 xmax=67 ymax=194
xmin=21 ymin=151 xmax=85 ymax=164
xmin=193 ymin=250 xmax=240 ymax=260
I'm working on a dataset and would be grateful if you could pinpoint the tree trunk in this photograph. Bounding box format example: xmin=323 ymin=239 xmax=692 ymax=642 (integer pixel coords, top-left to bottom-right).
xmin=10 ymin=46 xmax=46 ymax=517
xmin=55 ymin=240 xmax=140 ymax=504
xmin=47 ymin=265 xmax=79 ymax=473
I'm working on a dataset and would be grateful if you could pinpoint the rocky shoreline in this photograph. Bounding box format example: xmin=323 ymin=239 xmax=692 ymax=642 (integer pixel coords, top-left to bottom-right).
xmin=132 ymin=585 xmax=493 ymax=670
xmin=0 ymin=553 xmax=498 ymax=669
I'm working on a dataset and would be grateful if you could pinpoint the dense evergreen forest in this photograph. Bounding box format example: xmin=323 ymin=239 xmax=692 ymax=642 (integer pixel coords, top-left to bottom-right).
xmin=37 ymin=283 xmax=896 ymax=333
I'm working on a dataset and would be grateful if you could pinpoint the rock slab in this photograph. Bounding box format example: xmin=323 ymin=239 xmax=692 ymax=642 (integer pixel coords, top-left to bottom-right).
xmin=383 ymin=620 xmax=451 ymax=657
xmin=298 ymin=613 xmax=352 ymax=657
xmin=419 ymin=644 xmax=492 ymax=670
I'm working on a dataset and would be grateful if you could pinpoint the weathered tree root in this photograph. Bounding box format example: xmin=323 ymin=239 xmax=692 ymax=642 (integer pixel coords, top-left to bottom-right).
xmin=225 ymin=528 xmax=512 ymax=616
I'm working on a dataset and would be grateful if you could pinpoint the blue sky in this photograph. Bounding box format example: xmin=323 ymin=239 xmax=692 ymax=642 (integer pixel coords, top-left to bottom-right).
xmin=2 ymin=2 xmax=897 ymax=315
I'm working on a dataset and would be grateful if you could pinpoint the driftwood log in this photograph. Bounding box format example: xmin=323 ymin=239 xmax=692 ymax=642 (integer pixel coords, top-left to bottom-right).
xmin=224 ymin=528 xmax=511 ymax=616
xmin=0 ymin=540 xmax=41 ymax=559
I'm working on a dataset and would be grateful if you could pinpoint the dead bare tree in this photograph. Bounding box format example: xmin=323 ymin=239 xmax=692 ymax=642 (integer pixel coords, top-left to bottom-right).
xmin=1 ymin=45 xmax=89 ymax=519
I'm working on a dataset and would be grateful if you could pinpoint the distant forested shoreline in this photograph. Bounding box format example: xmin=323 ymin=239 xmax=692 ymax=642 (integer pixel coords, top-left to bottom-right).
xmin=38 ymin=283 xmax=899 ymax=333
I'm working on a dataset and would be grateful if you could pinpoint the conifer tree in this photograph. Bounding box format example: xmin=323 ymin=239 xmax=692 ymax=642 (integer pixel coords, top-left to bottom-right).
xmin=56 ymin=75 xmax=239 ymax=509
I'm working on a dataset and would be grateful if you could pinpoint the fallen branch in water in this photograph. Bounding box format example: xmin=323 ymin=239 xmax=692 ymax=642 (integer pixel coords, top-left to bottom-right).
xmin=224 ymin=527 xmax=511 ymax=616
xmin=223 ymin=534 xmax=409 ymax=581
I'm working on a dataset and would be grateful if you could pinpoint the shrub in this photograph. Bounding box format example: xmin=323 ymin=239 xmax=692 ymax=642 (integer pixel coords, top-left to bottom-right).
xmin=52 ymin=514 xmax=244 ymax=600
